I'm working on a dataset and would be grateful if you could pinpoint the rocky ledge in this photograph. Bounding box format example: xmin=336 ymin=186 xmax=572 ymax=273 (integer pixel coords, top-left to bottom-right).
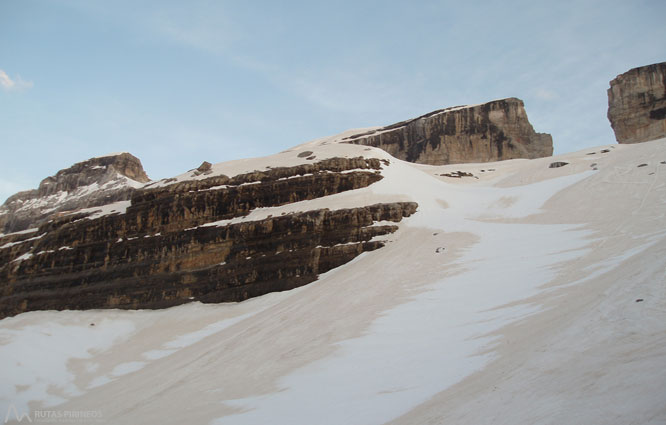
xmin=342 ymin=98 xmax=553 ymax=164
xmin=2 ymin=96 xmax=554 ymax=317
xmin=607 ymin=62 xmax=666 ymax=144
xmin=0 ymin=155 xmax=417 ymax=318
xmin=0 ymin=153 xmax=150 ymax=234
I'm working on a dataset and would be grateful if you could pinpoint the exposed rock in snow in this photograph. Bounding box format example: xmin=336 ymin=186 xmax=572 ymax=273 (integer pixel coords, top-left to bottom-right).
xmin=1 ymin=85 xmax=666 ymax=425
xmin=1 ymin=138 xmax=665 ymax=425
xmin=341 ymin=98 xmax=553 ymax=164
xmin=0 ymin=153 xmax=416 ymax=318
xmin=0 ymin=153 xmax=149 ymax=233
xmin=608 ymin=61 xmax=666 ymax=144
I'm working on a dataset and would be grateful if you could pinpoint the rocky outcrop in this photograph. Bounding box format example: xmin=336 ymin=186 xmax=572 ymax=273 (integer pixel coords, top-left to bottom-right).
xmin=342 ymin=98 xmax=553 ymax=164
xmin=0 ymin=97 xmax=559 ymax=318
xmin=0 ymin=153 xmax=150 ymax=234
xmin=607 ymin=62 xmax=666 ymax=144
xmin=0 ymin=156 xmax=417 ymax=318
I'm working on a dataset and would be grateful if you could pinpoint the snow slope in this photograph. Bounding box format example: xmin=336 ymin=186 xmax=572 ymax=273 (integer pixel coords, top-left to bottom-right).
xmin=1 ymin=137 xmax=665 ymax=425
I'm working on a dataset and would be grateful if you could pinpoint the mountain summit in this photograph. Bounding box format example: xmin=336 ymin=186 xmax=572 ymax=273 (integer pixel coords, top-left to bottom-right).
xmin=0 ymin=153 xmax=149 ymax=234
xmin=0 ymin=99 xmax=552 ymax=318
xmin=1 ymin=83 xmax=665 ymax=424
xmin=608 ymin=61 xmax=666 ymax=143
xmin=343 ymin=97 xmax=553 ymax=164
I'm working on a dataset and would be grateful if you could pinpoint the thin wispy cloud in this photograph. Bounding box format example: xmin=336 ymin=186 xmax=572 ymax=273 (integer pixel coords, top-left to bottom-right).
xmin=534 ymin=88 xmax=559 ymax=101
xmin=0 ymin=69 xmax=34 ymax=91
xmin=145 ymin=5 xmax=240 ymax=54
xmin=53 ymin=1 xmax=240 ymax=54
xmin=2 ymin=0 xmax=664 ymax=197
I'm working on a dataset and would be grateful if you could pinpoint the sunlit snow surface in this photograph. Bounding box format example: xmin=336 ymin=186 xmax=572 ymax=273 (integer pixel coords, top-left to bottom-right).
xmin=1 ymin=137 xmax=666 ymax=425
xmin=214 ymin=168 xmax=595 ymax=425
xmin=0 ymin=318 xmax=136 ymax=413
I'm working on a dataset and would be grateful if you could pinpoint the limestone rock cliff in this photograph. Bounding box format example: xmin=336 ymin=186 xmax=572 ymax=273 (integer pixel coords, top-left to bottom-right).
xmin=0 ymin=153 xmax=150 ymax=234
xmin=607 ymin=62 xmax=666 ymax=144
xmin=342 ymin=98 xmax=553 ymax=164
xmin=2 ymin=97 xmax=555 ymax=318
xmin=0 ymin=153 xmax=417 ymax=318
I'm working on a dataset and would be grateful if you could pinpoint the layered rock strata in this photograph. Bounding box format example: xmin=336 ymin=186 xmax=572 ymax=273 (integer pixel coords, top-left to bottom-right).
xmin=0 ymin=153 xmax=150 ymax=234
xmin=342 ymin=98 xmax=553 ymax=164
xmin=0 ymin=156 xmax=417 ymax=318
xmin=608 ymin=62 xmax=666 ymax=144
xmin=0 ymin=96 xmax=556 ymax=318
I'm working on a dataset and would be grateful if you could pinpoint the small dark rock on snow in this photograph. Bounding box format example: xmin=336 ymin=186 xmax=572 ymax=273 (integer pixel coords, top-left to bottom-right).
xmin=441 ymin=171 xmax=475 ymax=178
xmin=198 ymin=161 xmax=212 ymax=172
xmin=192 ymin=161 xmax=213 ymax=176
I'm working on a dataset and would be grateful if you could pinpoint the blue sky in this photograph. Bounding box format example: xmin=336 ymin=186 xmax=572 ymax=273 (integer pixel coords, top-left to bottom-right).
xmin=1 ymin=0 xmax=665 ymax=203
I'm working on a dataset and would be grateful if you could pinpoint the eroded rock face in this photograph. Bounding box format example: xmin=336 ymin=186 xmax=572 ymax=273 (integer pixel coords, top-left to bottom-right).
xmin=607 ymin=62 xmax=666 ymax=144
xmin=0 ymin=156 xmax=417 ymax=318
xmin=0 ymin=153 xmax=150 ymax=234
xmin=342 ymin=98 xmax=553 ymax=164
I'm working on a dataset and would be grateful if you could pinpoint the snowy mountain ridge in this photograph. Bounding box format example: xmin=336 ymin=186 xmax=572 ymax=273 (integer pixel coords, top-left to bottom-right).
xmin=1 ymin=136 xmax=665 ymax=424
xmin=0 ymin=153 xmax=149 ymax=235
